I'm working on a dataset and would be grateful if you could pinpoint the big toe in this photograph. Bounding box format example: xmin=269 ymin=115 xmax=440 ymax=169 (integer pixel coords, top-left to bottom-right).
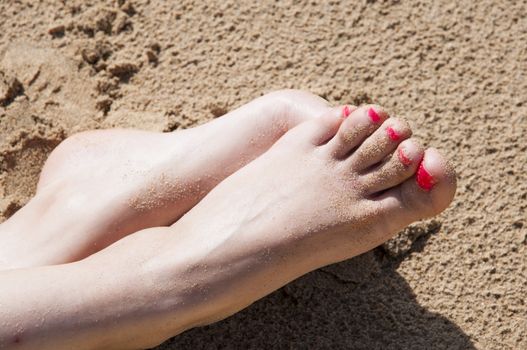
xmin=406 ymin=148 xmax=457 ymax=217
xmin=376 ymin=148 xmax=457 ymax=233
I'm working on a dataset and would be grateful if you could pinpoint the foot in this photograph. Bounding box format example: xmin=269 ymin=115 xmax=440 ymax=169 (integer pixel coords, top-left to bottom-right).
xmin=0 ymin=90 xmax=335 ymax=268
xmin=176 ymin=104 xmax=456 ymax=264
xmin=151 ymin=105 xmax=457 ymax=338
xmin=0 ymin=106 xmax=456 ymax=349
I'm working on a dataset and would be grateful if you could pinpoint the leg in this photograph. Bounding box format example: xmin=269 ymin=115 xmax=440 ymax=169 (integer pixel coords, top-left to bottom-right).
xmin=0 ymin=90 xmax=343 ymax=269
xmin=0 ymin=107 xmax=456 ymax=349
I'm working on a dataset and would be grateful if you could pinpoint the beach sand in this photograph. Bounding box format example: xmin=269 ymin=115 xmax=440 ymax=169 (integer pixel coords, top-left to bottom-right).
xmin=0 ymin=0 xmax=525 ymax=348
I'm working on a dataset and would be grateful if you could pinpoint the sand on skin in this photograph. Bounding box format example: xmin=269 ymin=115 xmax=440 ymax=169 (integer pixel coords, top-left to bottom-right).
xmin=0 ymin=1 xmax=525 ymax=349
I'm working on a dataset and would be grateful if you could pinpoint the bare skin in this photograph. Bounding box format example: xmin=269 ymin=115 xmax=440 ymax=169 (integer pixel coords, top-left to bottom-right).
xmin=0 ymin=104 xmax=456 ymax=349
xmin=0 ymin=90 xmax=334 ymax=269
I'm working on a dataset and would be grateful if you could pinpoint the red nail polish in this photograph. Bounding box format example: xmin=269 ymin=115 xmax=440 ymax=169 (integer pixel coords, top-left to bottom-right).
xmin=398 ymin=148 xmax=412 ymax=166
xmin=342 ymin=105 xmax=351 ymax=118
xmin=387 ymin=127 xmax=400 ymax=141
xmin=368 ymin=108 xmax=381 ymax=123
xmin=416 ymin=162 xmax=435 ymax=191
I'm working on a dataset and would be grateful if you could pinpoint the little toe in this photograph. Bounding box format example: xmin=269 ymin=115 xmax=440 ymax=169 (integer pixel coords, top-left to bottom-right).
xmin=374 ymin=147 xmax=457 ymax=233
xmin=325 ymin=105 xmax=388 ymax=158
xmin=349 ymin=117 xmax=412 ymax=171
xmin=282 ymin=106 xmax=345 ymax=146
xmin=361 ymin=138 xmax=424 ymax=194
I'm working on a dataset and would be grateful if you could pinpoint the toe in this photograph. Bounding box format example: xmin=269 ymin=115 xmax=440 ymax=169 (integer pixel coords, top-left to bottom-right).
xmin=374 ymin=147 xmax=457 ymax=232
xmin=280 ymin=106 xmax=345 ymax=146
xmin=325 ymin=105 xmax=388 ymax=158
xmin=257 ymin=89 xmax=333 ymax=126
xmin=349 ymin=117 xmax=412 ymax=171
xmin=361 ymin=138 xmax=424 ymax=194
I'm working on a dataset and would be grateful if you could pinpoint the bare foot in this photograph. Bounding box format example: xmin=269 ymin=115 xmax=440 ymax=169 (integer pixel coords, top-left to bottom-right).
xmin=153 ymin=104 xmax=457 ymax=333
xmin=0 ymin=106 xmax=456 ymax=349
xmin=0 ymin=90 xmax=335 ymax=268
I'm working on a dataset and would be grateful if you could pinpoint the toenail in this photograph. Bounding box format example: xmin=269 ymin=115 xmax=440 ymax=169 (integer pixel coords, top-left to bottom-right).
xmin=386 ymin=127 xmax=401 ymax=141
xmin=368 ymin=107 xmax=381 ymax=123
xmin=416 ymin=162 xmax=436 ymax=191
xmin=342 ymin=105 xmax=351 ymax=118
xmin=398 ymin=148 xmax=412 ymax=166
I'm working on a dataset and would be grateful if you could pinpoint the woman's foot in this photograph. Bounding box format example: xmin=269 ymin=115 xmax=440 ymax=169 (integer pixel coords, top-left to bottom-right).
xmin=151 ymin=105 xmax=457 ymax=337
xmin=0 ymin=90 xmax=337 ymax=268
xmin=0 ymin=106 xmax=456 ymax=349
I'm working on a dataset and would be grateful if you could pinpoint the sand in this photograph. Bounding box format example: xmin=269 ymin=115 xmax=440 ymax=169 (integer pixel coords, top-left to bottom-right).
xmin=0 ymin=0 xmax=525 ymax=349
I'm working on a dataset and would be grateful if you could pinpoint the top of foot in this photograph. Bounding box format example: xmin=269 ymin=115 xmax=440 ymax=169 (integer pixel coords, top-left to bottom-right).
xmin=180 ymin=103 xmax=457 ymax=267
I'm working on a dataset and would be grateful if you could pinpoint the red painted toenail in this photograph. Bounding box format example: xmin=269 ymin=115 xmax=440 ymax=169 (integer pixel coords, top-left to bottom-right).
xmin=343 ymin=105 xmax=351 ymax=118
xmin=368 ymin=108 xmax=381 ymax=123
xmin=398 ymin=148 xmax=412 ymax=166
xmin=387 ymin=127 xmax=400 ymax=141
xmin=416 ymin=162 xmax=435 ymax=191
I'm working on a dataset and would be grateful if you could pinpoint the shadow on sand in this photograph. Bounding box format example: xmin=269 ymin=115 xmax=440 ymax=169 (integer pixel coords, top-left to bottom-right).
xmin=155 ymin=226 xmax=474 ymax=350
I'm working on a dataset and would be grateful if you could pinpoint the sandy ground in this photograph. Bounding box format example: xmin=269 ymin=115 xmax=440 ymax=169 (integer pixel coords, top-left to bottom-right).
xmin=0 ymin=0 xmax=525 ymax=349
